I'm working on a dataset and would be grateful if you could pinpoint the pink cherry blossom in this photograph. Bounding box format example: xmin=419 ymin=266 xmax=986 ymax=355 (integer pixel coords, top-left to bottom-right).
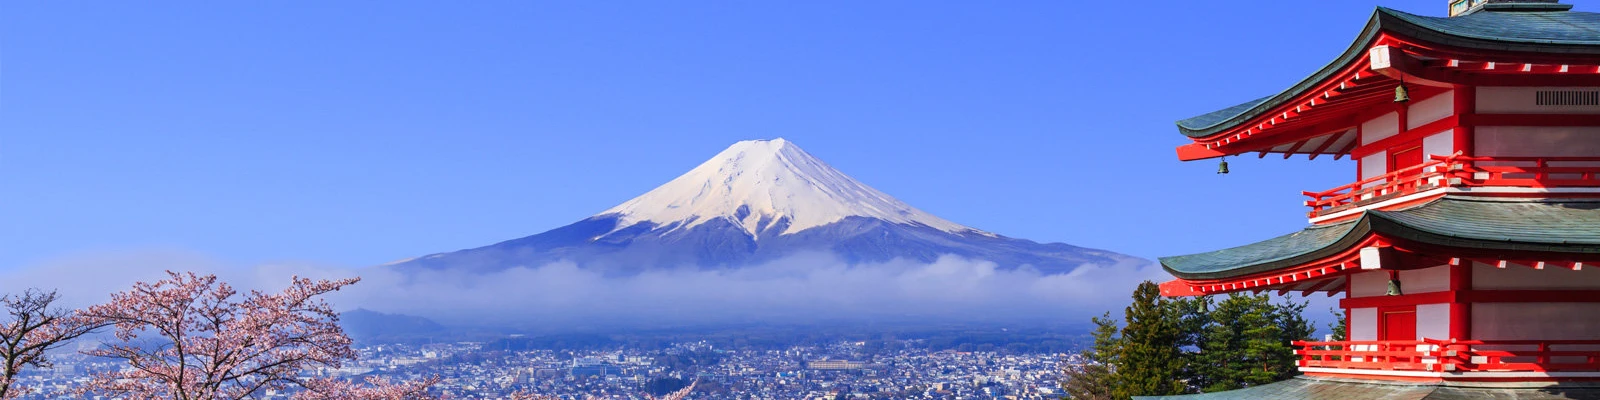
xmin=77 ymin=270 xmax=439 ymax=400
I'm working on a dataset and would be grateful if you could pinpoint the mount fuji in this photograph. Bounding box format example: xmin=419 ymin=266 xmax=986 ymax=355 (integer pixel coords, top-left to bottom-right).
xmin=388 ymin=139 xmax=1136 ymax=274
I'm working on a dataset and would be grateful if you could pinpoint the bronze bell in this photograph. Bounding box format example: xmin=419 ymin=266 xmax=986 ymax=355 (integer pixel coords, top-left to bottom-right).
xmin=1394 ymin=83 xmax=1411 ymax=103
xmin=1386 ymin=278 xmax=1404 ymax=296
xmin=1217 ymin=157 xmax=1230 ymax=175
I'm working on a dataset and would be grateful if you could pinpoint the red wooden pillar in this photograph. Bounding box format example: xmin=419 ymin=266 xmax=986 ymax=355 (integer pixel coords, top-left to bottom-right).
xmin=1448 ymin=259 xmax=1472 ymax=340
xmin=1453 ymin=85 xmax=1476 ymax=156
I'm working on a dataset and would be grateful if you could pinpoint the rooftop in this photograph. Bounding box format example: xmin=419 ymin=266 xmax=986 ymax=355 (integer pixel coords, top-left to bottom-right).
xmin=1160 ymin=196 xmax=1600 ymax=280
xmin=1175 ymin=6 xmax=1600 ymax=140
xmin=1133 ymin=377 xmax=1600 ymax=400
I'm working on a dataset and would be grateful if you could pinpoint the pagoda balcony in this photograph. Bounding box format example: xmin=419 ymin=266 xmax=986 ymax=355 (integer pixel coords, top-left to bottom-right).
xmin=1303 ymin=155 xmax=1600 ymax=220
xmin=1295 ymin=339 xmax=1600 ymax=380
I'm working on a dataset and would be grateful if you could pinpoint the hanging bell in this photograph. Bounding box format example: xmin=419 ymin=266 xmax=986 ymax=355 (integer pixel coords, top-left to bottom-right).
xmin=1386 ymin=278 xmax=1404 ymax=296
xmin=1394 ymin=83 xmax=1411 ymax=103
xmin=1216 ymin=157 xmax=1230 ymax=175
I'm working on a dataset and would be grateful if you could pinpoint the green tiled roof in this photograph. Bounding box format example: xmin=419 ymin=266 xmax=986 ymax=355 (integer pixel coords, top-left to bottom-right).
xmin=1388 ymin=6 xmax=1600 ymax=46
xmin=1159 ymin=221 xmax=1360 ymax=280
xmin=1160 ymin=197 xmax=1600 ymax=280
xmin=1132 ymin=377 xmax=1600 ymax=399
xmin=1176 ymin=7 xmax=1600 ymax=139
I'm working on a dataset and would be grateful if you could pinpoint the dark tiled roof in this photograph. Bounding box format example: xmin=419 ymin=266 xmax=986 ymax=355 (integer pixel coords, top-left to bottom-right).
xmin=1159 ymin=222 xmax=1359 ymax=280
xmin=1371 ymin=197 xmax=1600 ymax=246
xmin=1159 ymin=197 xmax=1600 ymax=280
xmin=1387 ymin=7 xmax=1600 ymax=46
xmin=1175 ymin=7 xmax=1600 ymax=139
xmin=1132 ymin=377 xmax=1600 ymax=400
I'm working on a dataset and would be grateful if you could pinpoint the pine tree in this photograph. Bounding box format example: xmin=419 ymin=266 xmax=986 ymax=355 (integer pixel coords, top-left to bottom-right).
xmin=1328 ymin=308 xmax=1347 ymax=341
xmin=1062 ymin=313 xmax=1119 ymax=400
xmin=1113 ymin=281 xmax=1188 ymax=398
xmin=1271 ymin=299 xmax=1316 ymax=382
xmin=1168 ymin=295 xmax=1211 ymax=392
xmin=1192 ymin=293 xmax=1314 ymax=392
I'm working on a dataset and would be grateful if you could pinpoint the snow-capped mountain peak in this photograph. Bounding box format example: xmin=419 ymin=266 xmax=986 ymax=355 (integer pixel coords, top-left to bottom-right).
xmin=598 ymin=138 xmax=983 ymax=237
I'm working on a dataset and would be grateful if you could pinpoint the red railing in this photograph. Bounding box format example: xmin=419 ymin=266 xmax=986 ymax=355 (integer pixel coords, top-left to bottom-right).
xmin=1303 ymin=155 xmax=1600 ymax=218
xmin=1294 ymin=339 xmax=1600 ymax=375
xmin=1303 ymin=160 xmax=1449 ymax=218
xmin=1447 ymin=339 xmax=1600 ymax=372
xmin=1294 ymin=340 xmax=1444 ymax=372
xmin=1447 ymin=156 xmax=1600 ymax=188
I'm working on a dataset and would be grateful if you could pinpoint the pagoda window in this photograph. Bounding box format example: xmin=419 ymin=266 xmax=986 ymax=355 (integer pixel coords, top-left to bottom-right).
xmin=1478 ymin=87 xmax=1600 ymax=114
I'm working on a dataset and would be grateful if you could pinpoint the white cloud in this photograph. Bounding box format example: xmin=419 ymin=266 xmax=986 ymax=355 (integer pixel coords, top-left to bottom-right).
xmin=4 ymin=249 xmax=1303 ymax=331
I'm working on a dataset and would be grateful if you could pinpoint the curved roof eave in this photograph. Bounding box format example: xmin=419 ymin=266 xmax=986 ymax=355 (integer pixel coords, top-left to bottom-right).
xmin=1160 ymin=197 xmax=1600 ymax=281
xmin=1175 ymin=7 xmax=1600 ymax=139
xmin=1174 ymin=9 xmax=1388 ymax=139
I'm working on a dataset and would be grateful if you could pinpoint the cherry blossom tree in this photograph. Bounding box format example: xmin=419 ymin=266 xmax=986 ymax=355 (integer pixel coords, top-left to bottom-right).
xmin=78 ymin=271 xmax=438 ymax=400
xmin=648 ymin=379 xmax=697 ymax=400
xmin=0 ymin=289 xmax=102 ymax=399
xmin=508 ymin=378 xmax=696 ymax=400
xmin=295 ymin=376 xmax=440 ymax=400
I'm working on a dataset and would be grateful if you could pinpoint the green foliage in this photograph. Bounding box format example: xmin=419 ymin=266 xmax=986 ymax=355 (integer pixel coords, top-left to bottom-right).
xmin=1065 ymin=283 xmax=1319 ymax=398
xmin=1062 ymin=313 xmax=1119 ymax=400
xmin=1329 ymin=308 xmax=1347 ymax=341
xmin=1191 ymin=293 xmax=1314 ymax=393
xmin=1112 ymin=282 xmax=1188 ymax=398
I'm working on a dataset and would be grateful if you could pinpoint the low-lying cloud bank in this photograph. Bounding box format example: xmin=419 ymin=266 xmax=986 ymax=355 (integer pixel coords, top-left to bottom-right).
xmin=0 ymin=250 xmax=1197 ymax=329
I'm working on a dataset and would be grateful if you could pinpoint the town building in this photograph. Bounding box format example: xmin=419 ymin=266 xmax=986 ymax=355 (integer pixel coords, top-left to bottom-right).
xmin=1150 ymin=0 xmax=1600 ymax=397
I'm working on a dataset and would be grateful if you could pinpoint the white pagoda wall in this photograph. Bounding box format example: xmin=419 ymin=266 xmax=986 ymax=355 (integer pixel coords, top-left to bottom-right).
xmin=1416 ymin=303 xmax=1450 ymax=341
xmin=1356 ymin=90 xmax=1457 ymax=182
xmin=1473 ymin=262 xmax=1600 ymax=289
xmin=1346 ymin=266 xmax=1452 ymax=341
xmin=1350 ymin=307 xmax=1378 ymax=341
xmin=1476 ymin=126 xmax=1600 ymax=158
xmin=1409 ymin=90 xmax=1455 ymax=130
xmin=1473 ymin=303 xmax=1600 ymax=341
xmin=1475 ymin=86 xmax=1600 ymax=159
xmin=1471 ymin=262 xmax=1600 ymax=341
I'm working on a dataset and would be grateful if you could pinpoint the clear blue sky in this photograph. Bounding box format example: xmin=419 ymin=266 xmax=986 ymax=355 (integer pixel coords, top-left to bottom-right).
xmin=2 ymin=0 xmax=1474 ymax=269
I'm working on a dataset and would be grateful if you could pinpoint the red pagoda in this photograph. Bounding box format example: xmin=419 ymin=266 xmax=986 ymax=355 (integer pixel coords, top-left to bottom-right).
xmin=1153 ymin=0 xmax=1600 ymax=395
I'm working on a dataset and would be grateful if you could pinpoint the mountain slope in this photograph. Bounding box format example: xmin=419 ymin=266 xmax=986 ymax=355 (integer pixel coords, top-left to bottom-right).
xmin=389 ymin=139 xmax=1136 ymax=274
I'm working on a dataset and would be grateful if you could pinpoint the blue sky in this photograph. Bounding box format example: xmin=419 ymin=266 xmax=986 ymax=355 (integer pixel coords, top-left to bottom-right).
xmin=1 ymin=0 xmax=1470 ymax=270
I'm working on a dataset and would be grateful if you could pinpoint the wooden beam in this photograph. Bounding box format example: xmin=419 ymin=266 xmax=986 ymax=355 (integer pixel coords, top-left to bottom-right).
xmin=1302 ymin=278 xmax=1341 ymax=296
xmin=1372 ymin=45 xmax=1600 ymax=86
xmin=1176 ymin=143 xmax=1226 ymax=161
xmin=1282 ymin=139 xmax=1311 ymax=159
xmin=1306 ymin=129 xmax=1350 ymax=160
xmin=1341 ymin=291 xmax=1455 ymax=309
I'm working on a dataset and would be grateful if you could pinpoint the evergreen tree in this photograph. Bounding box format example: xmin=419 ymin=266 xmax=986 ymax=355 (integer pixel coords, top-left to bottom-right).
xmin=1062 ymin=313 xmax=1119 ymax=400
xmin=1192 ymin=293 xmax=1314 ymax=392
xmin=1113 ymin=282 xmax=1188 ymax=398
xmin=1328 ymin=308 xmax=1347 ymax=341
xmin=1271 ymin=299 xmax=1316 ymax=381
xmin=1167 ymin=295 xmax=1211 ymax=392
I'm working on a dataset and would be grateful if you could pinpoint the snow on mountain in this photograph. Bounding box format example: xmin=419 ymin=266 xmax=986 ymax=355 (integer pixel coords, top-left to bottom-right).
xmin=388 ymin=139 xmax=1138 ymax=274
xmin=599 ymin=138 xmax=983 ymax=238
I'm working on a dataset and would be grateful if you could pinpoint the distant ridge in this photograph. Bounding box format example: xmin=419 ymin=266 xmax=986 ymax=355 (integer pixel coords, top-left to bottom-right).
xmin=340 ymin=309 xmax=445 ymax=343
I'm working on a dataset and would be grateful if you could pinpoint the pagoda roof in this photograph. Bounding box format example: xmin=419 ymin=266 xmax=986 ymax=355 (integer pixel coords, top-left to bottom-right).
xmin=1160 ymin=196 xmax=1600 ymax=280
xmin=1132 ymin=376 xmax=1600 ymax=399
xmin=1176 ymin=6 xmax=1600 ymax=140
